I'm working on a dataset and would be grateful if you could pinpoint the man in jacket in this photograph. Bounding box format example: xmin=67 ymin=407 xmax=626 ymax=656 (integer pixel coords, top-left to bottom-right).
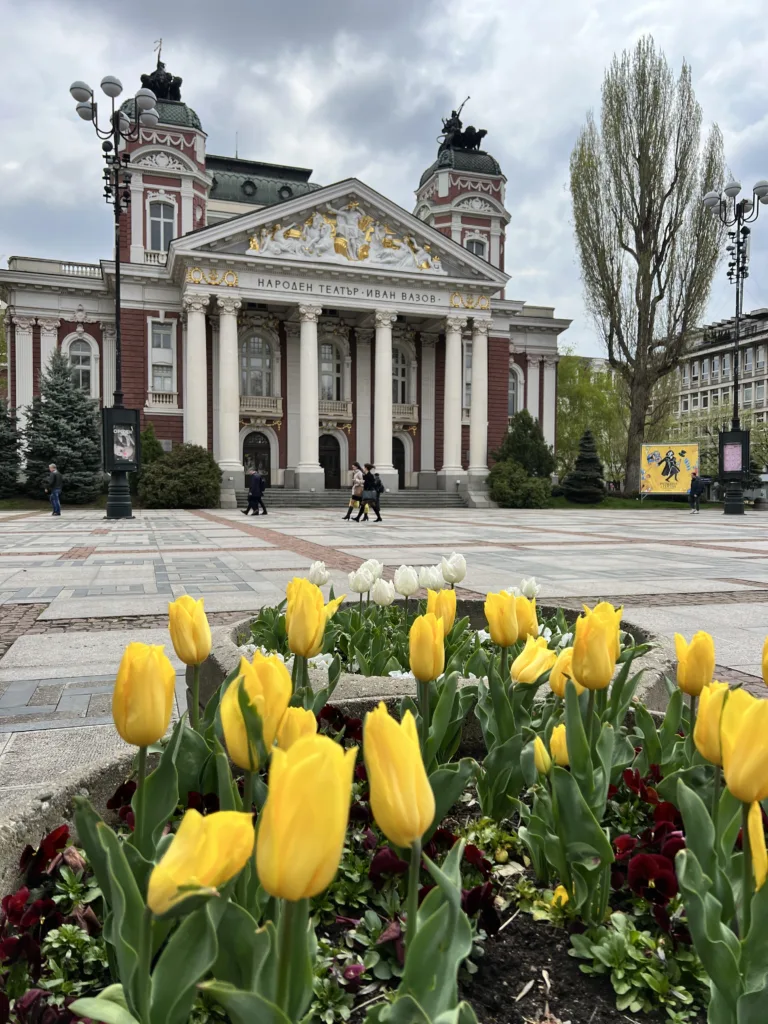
xmin=242 ymin=471 xmax=268 ymax=516
xmin=45 ymin=464 xmax=63 ymax=516
xmin=689 ymin=471 xmax=705 ymax=514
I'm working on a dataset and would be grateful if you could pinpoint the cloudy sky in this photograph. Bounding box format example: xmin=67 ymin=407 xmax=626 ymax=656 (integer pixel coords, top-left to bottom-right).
xmin=2 ymin=0 xmax=768 ymax=354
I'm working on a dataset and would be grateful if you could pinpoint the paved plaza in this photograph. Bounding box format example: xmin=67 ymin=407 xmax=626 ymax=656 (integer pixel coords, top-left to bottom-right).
xmin=0 ymin=505 xmax=766 ymax=816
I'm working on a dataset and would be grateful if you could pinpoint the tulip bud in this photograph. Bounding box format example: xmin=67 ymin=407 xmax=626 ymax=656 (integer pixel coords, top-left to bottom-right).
xmin=147 ymin=809 xmax=255 ymax=916
xmin=520 ymin=577 xmax=540 ymax=600
xmin=257 ymin=735 xmax=357 ymax=900
xmin=394 ymin=565 xmax=419 ymax=597
xmin=168 ymin=596 xmax=211 ymax=666
xmin=360 ymin=558 xmax=384 ymax=581
xmin=364 ymin=703 xmax=435 ymax=848
xmin=441 ymin=552 xmax=466 ymax=585
xmin=409 ymin=612 xmax=445 ymax=683
xmin=675 ymin=631 xmax=715 ymax=697
xmin=510 ymin=635 xmax=557 ymax=685
xmin=419 ymin=565 xmax=443 ymax=591
xmin=587 ymin=602 xmax=623 ymax=662
xmin=220 ymin=653 xmax=291 ymax=769
xmin=571 ymin=606 xmax=618 ymax=691
xmin=515 ymin=595 xmax=539 ymax=640
xmin=308 ymin=561 xmax=330 ymax=586
xmin=721 ymin=689 xmax=768 ymax=804
xmin=549 ymin=723 xmax=569 ymax=766
xmin=112 ymin=642 xmax=176 ymax=747
xmin=285 ymin=578 xmax=345 ymax=658
xmin=693 ymin=681 xmax=729 ymax=765
xmin=533 ymin=736 xmax=552 ymax=775
xmin=276 ymin=706 xmax=318 ymax=750
xmin=484 ymin=591 xmax=519 ymax=648
xmin=426 ymin=587 xmax=457 ymax=634
xmin=748 ymin=800 xmax=767 ymax=891
xmin=548 ymin=647 xmax=584 ymax=699
xmin=348 ymin=567 xmax=374 ymax=594
xmin=551 ymin=884 xmax=569 ymax=907
xmin=371 ymin=577 xmax=395 ymax=606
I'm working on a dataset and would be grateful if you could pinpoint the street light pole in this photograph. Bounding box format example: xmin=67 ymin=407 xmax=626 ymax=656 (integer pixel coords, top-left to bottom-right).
xmin=69 ymin=76 xmax=160 ymax=518
xmin=703 ymin=178 xmax=768 ymax=515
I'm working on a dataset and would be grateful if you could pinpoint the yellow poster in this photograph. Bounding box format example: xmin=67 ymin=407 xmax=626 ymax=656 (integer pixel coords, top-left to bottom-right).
xmin=640 ymin=444 xmax=700 ymax=494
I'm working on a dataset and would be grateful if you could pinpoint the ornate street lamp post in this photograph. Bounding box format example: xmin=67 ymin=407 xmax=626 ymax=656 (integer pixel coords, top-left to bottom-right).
xmin=703 ymin=178 xmax=768 ymax=514
xmin=68 ymin=76 xmax=160 ymax=518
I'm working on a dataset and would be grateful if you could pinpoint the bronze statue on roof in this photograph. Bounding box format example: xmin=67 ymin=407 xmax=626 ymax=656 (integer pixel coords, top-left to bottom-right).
xmin=438 ymin=98 xmax=488 ymax=154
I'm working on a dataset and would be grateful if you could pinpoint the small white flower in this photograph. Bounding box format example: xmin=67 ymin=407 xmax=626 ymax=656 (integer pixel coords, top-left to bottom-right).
xmin=441 ymin=552 xmax=467 ymax=584
xmin=520 ymin=577 xmax=541 ymax=599
xmin=558 ymin=632 xmax=573 ymax=648
xmin=388 ymin=669 xmax=416 ymax=679
xmin=308 ymin=560 xmax=330 ymax=586
xmin=360 ymin=558 xmax=384 ymax=581
xmin=348 ymin=567 xmax=374 ymax=593
xmin=394 ymin=565 xmax=419 ymax=597
xmin=505 ymin=586 xmax=521 ymax=597
xmin=371 ymin=578 xmax=395 ymax=606
xmin=476 ymin=629 xmax=491 ymax=643
xmin=539 ymin=625 xmax=552 ymax=641
xmin=419 ymin=565 xmax=443 ymax=591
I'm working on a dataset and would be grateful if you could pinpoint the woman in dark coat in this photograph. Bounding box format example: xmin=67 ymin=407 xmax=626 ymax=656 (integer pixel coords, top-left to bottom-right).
xmin=354 ymin=464 xmax=382 ymax=522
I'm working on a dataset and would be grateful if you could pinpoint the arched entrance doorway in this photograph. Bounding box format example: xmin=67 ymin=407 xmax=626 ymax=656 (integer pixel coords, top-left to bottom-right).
xmin=319 ymin=434 xmax=341 ymax=489
xmin=392 ymin=437 xmax=406 ymax=490
xmin=243 ymin=431 xmax=271 ymax=487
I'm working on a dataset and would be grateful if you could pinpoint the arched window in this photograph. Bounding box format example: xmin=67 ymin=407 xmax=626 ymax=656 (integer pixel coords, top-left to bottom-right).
xmin=508 ymin=364 xmax=523 ymax=417
xmin=240 ymin=336 xmax=273 ymax=396
xmin=69 ymin=339 xmax=92 ymax=394
xmin=320 ymin=342 xmax=342 ymax=401
xmin=466 ymin=238 xmax=487 ymax=259
xmin=149 ymin=201 xmax=175 ymax=251
xmin=392 ymin=346 xmax=408 ymax=404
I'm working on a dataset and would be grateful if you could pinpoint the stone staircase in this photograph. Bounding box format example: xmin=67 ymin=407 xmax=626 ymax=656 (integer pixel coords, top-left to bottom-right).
xmin=235 ymin=488 xmax=467 ymax=510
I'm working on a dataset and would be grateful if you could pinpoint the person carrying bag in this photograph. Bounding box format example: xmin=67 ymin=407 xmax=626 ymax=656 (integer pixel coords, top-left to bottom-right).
xmin=355 ymin=463 xmax=380 ymax=522
xmin=343 ymin=462 xmax=365 ymax=521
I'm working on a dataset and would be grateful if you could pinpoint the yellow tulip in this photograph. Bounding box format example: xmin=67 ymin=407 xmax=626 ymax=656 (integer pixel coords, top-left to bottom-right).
xmin=675 ymin=632 xmax=715 ymax=697
xmin=484 ymin=591 xmax=519 ymax=648
xmin=427 ymin=588 xmax=457 ymax=634
xmin=515 ymin=595 xmax=538 ymax=640
xmin=276 ymin=706 xmax=318 ymax=750
xmin=409 ymin=612 xmax=445 ymax=683
xmin=533 ymin=736 xmax=552 ymax=775
xmin=762 ymin=636 xmax=768 ymax=687
xmin=571 ymin=607 xmax=617 ymax=691
xmin=586 ymin=602 xmax=623 ymax=661
xmin=256 ymin=735 xmax=356 ymax=900
xmin=364 ymin=703 xmax=435 ymax=848
xmin=722 ymin=691 xmax=768 ymax=804
xmin=510 ymin=635 xmax=557 ymax=684
xmin=147 ymin=809 xmax=254 ymax=916
xmin=220 ymin=653 xmax=291 ymax=769
xmin=285 ymin=578 xmax=345 ymax=659
xmin=748 ymin=800 xmax=767 ymax=892
xmin=693 ymin=681 xmax=730 ymax=766
xmin=551 ymin=884 xmax=570 ymax=907
xmin=548 ymin=647 xmax=585 ymax=698
xmin=549 ymin=723 xmax=569 ymax=766
xmin=112 ymin=642 xmax=176 ymax=747
xmin=167 ymin=595 xmax=212 ymax=666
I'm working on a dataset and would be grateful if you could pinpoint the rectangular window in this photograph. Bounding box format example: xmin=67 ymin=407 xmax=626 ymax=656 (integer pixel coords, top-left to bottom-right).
xmin=151 ymin=322 xmax=174 ymax=393
xmin=712 ymin=392 xmax=719 ymax=406
xmin=745 ymin=348 xmax=754 ymax=370
xmin=712 ymin=355 xmax=720 ymax=378
xmin=744 ymin=384 xmax=753 ymax=406
xmin=691 ymin=360 xmax=699 ymax=382
xmin=758 ymin=381 xmax=765 ymax=402
xmin=702 ymin=393 xmax=709 ymax=409
xmin=701 ymin=358 xmax=709 ymax=379
xmin=692 ymin=393 xmax=699 ymax=410
xmin=723 ymin=354 xmax=731 ymax=377
xmin=722 ymin=387 xmax=730 ymax=403
xmin=682 ymin=397 xmax=689 ymax=412
xmin=682 ymin=364 xmax=689 ymax=382
xmin=757 ymin=345 xmax=766 ymax=369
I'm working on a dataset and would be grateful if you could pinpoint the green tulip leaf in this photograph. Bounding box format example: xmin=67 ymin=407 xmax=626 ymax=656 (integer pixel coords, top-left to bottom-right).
xmin=98 ymin=825 xmax=148 ymax=1018
xmin=633 ymin=702 xmax=662 ymax=768
xmin=426 ymin=759 xmax=477 ymax=843
xmin=564 ymin=680 xmax=592 ymax=795
xmin=210 ymin=902 xmax=274 ymax=992
xmin=69 ymin=995 xmax=139 ymax=1024
xmin=73 ymin=797 xmax=113 ymax=909
xmin=201 ymin=982 xmax=291 ymax=1024
xmin=131 ymin=717 xmax=184 ymax=859
xmin=149 ymin=903 xmax=218 ymax=1024
xmin=363 ymin=995 xmax=431 ymax=1023
xmin=476 ymin=733 xmax=524 ymax=819
xmin=213 ymin=737 xmax=239 ymax=810
xmin=550 ymin=766 xmax=613 ymax=866
xmin=676 ymin=781 xmax=718 ymax=883
xmin=175 ymin=726 xmax=212 ymax=804
xmin=425 ymin=672 xmax=459 ymax=767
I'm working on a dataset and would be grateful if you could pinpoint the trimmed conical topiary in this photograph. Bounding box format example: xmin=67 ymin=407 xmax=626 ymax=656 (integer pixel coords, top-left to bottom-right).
xmin=561 ymin=429 xmax=605 ymax=504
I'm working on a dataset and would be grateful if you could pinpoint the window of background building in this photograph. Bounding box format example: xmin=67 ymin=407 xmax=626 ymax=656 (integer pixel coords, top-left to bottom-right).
xmin=68 ymin=339 xmax=92 ymax=393
xmin=702 ymin=393 xmax=709 ymax=409
xmin=692 ymin=360 xmax=699 ymax=382
xmin=682 ymin=396 xmax=689 ymax=412
xmin=692 ymin=393 xmax=699 ymax=409
xmin=319 ymin=342 xmax=342 ymax=401
xmin=508 ymin=365 xmax=522 ymax=417
xmin=240 ymin=336 xmax=273 ymax=396
xmin=723 ymin=353 xmax=731 ymax=377
xmin=463 ymin=341 xmax=472 ymax=410
xmin=745 ymin=348 xmax=754 ymax=371
xmin=744 ymin=383 xmax=753 ymax=406
xmin=466 ymin=238 xmax=487 ymax=259
xmin=713 ymin=392 xmax=719 ymax=406
xmin=701 ymin=358 xmax=709 ymax=379
xmin=713 ymin=355 xmax=720 ymax=376
xmin=392 ymin=346 xmax=408 ymax=404
xmin=149 ymin=201 xmax=175 ymax=252
xmin=682 ymin=364 xmax=689 ymax=382
xmin=758 ymin=381 xmax=765 ymax=403
xmin=151 ymin=323 xmax=173 ymax=392
xmin=757 ymin=345 xmax=766 ymax=369
xmin=722 ymin=387 xmax=730 ymax=403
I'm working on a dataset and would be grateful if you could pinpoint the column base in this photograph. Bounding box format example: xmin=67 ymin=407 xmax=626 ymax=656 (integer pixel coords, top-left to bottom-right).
xmin=284 ymin=468 xmax=296 ymax=489
xmin=466 ymin=469 xmax=494 ymax=508
xmin=467 ymin=468 xmax=489 ymax=490
xmin=418 ymin=471 xmax=437 ymax=491
xmin=295 ymin=466 xmax=326 ymax=491
xmin=375 ymin=467 xmax=399 ymax=493
xmin=218 ymin=462 xmax=244 ymax=509
xmin=437 ymin=468 xmax=467 ymax=492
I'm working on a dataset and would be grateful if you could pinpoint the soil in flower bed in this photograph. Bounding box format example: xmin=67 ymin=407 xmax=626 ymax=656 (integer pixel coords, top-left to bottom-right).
xmin=462 ymin=912 xmax=706 ymax=1024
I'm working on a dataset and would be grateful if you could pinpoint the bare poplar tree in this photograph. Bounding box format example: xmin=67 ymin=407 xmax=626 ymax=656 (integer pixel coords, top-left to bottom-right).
xmin=570 ymin=36 xmax=725 ymax=491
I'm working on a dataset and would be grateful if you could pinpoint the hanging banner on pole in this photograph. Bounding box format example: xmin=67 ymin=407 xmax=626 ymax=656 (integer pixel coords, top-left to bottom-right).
xmin=640 ymin=444 xmax=700 ymax=494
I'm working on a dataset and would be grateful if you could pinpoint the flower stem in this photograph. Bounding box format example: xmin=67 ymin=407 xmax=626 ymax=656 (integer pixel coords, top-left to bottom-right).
xmin=586 ymin=690 xmax=596 ymax=749
xmin=500 ymin=646 xmax=509 ymax=683
xmin=190 ymin=663 xmax=201 ymax=732
xmin=134 ymin=745 xmax=148 ymax=856
xmin=301 ymin=654 xmax=311 ymax=694
xmin=137 ymin=905 xmax=152 ymax=1023
xmin=406 ymin=839 xmax=422 ymax=953
xmin=276 ymin=898 xmax=300 ymax=1015
xmin=418 ymin=680 xmax=430 ymax=760
xmin=404 ymin=596 xmax=409 ymax=632
xmin=243 ymin=770 xmax=254 ymax=815
xmin=291 ymin=654 xmax=300 ymax=691
xmin=689 ymin=694 xmax=698 ymax=734
xmin=742 ymin=801 xmax=753 ymax=938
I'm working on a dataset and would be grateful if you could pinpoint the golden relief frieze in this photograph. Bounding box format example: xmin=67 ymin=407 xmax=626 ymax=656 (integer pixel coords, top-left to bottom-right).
xmin=186 ymin=267 xmax=239 ymax=287
xmin=449 ymin=292 xmax=491 ymax=310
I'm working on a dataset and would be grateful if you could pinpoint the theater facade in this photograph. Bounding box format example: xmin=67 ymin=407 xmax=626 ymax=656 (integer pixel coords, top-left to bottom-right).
xmin=0 ymin=60 xmax=570 ymax=506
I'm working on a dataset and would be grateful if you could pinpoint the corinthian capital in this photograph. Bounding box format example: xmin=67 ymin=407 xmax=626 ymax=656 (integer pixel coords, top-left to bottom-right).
xmin=216 ymin=295 xmax=242 ymax=317
xmin=100 ymin=321 xmax=117 ymax=341
xmin=374 ymin=309 xmax=397 ymax=328
xmin=183 ymin=294 xmax=210 ymax=316
xmin=445 ymin=315 xmax=468 ymax=333
xmin=37 ymin=318 xmax=61 ymax=334
xmin=527 ymin=354 xmax=541 ymax=368
xmin=12 ymin=316 xmax=35 ymax=332
xmin=471 ymin=318 xmax=491 ymax=338
xmin=298 ymin=304 xmax=323 ymax=323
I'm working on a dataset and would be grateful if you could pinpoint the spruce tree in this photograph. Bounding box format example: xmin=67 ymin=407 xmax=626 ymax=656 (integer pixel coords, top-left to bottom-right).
xmin=24 ymin=348 xmax=103 ymax=503
xmin=562 ymin=429 xmax=606 ymax=503
xmin=491 ymin=409 xmax=555 ymax=478
xmin=0 ymin=399 xmax=20 ymax=498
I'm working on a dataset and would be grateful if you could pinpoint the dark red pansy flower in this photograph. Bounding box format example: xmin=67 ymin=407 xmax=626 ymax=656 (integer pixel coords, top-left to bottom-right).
xmin=118 ymin=806 xmax=136 ymax=831
xmin=335 ymin=915 xmax=360 ymax=928
xmin=362 ymin=828 xmax=378 ymax=851
xmin=349 ymin=801 xmax=372 ymax=824
xmin=653 ymin=905 xmax=672 ymax=933
xmin=464 ymin=845 xmax=493 ymax=878
xmin=345 ymin=717 xmax=363 ymax=742
xmin=654 ymin=802 xmax=680 ymax=826
xmin=611 ymin=869 xmax=626 ymax=890
xmin=660 ymin=833 xmax=686 ymax=861
xmin=317 ymin=705 xmax=346 ymax=731
xmin=627 ymin=853 xmax=678 ymax=904
xmin=462 ymin=881 xmax=493 ymax=917
xmin=19 ymin=898 xmax=56 ymax=930
xmin=106 ymin=780 xmax=137 ymax=809
xmin=368 ymin=846 xmax=408 ymax=882
xmin=1 ymin=886 xmax=30 ymax=926
xmin=0 ymin=933 xmax=41 ymax=976
xmin=607 ymin=784 xmax=619 ymax=800
xmin=377 ymin=919 xmax=402 ymax=945
xmin=613 ymin=835 xmax=637 ymax=860
xmin=342 ymin=963 xmax=365 ymax=991
xmin=354 ymin=763 xmax=368 ymax=783
xmin=648 ymin=764 xmax=662 ymax=783
xmin=20 ymin=826 xmax=70 ymax=886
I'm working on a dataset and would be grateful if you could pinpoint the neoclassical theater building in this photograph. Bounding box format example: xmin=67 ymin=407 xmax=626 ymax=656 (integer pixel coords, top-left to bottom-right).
xmin=0 ymin=61 xmax=570 ymax=506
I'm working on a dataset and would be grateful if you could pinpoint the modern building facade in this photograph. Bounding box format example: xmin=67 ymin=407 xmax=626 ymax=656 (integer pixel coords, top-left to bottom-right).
xmin=0 ymin=59 xmax=570 ymax=506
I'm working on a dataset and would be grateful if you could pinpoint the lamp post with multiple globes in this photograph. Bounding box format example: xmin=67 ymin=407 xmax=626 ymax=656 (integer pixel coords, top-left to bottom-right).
xmin=68 ymin=76 xmax=160 ymax=519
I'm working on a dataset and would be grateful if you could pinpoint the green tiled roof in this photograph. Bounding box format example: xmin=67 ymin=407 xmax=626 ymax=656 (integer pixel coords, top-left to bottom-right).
xmin=419 ymin=148 xmax=502 ymax=187
xmin=120 ymin=98 xmax=203 ymax=131
xmin=206 ymin=155 xmax=321 ymax=207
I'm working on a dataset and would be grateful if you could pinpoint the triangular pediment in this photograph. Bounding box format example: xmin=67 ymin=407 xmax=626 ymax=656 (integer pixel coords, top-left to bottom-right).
xmin=171 ymin=178 xmax=508 ymax=288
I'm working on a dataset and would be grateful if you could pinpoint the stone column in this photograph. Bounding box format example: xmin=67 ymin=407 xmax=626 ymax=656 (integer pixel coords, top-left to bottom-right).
xmin=13 ymin=317 xmax=34 ymax=433
xmin=100 ymin=322 xmax=116 ymax=407
xmin=542 ymin=356 xmax=558 ymax=448
xmin=210 ymin=317 xmax=220 ymax=461
xmin=468 ymin=318 xmax=491 ymax=489
xmin=129 ymin=172 xmax=144 ymax=264
xmin=526 ymin=354 xmax=541 ymax=423
xmin=37 ymin=319 xmax=60 ymax=379
xmin=296 ymin=305 xmax=324 ymax=491
xmin=374 ymin=309 xmax=398 ymax=490
xmin=419 ymin=337 xmax=437 ymax=489
xmin=284 ymin=321 xmax=300 ymax=488
xmin=182 ymin=295 xmax=209 ymax=449
xmin=438 ymin=315 xmax=467 ymax=490
xmin=355 ymin=328 xmax=373 ymax=466
xmin=217 ymin=294 xmax=243 ymax=506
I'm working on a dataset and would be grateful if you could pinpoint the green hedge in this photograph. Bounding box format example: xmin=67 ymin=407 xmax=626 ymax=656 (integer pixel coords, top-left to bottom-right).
xmin=488 ymin=460 xmax=553 ymax=508
xmin=138 ymin=443 xmax=221 ymax=508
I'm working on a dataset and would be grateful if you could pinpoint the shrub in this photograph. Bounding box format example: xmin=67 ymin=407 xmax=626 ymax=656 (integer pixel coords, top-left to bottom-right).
xmin=489 ymin=460 xmax=553 ymax=508
xmin=0 ymin=399 xmax=20 ymax=498
xmin=131 ymin=422 xmax=166 ymax=496
xmin=138 ymin=443 xmax=221 ymax=508
xmin=491 ymin=410 xmax=555 ymax=478
xmin=561 ymin=429 xmax=605 ymax=504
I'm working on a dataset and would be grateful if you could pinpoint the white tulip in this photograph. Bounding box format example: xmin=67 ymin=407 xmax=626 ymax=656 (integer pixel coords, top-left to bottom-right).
xmin=371 ymin=578 xmax=395 ymax=606
xmin=441 ymin=552 xmax=466 ymax=584
xmin=520 ymin=577 xmax=540 ymax=599
xmin=308 ymin=560 xmax=330 ymax=586
xmin=419 ymin=565 xmax=443 ymax=591
xmin=394 ymin=565 xmax=419 ymax=597
xmin=360 ymin=558 xmax=384 ymax=581
xmin=348 ymin=567 xmax=374 ymax=593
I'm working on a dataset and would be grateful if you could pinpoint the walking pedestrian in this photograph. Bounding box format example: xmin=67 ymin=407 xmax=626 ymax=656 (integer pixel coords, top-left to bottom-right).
xmin=242 ymin=470 xmax=268 ymax=515
xmin=688 ymin=470 xmax=705 ymax=514
xmin=343 ymin=462 xmax=364 ymax=521
xmin=45 ymin=463 xmax=63 ymax=516
xmin=371 ymin=472 xmax=385 ymax=523
xmin=354 ymin=463 xmax=379 ymax=523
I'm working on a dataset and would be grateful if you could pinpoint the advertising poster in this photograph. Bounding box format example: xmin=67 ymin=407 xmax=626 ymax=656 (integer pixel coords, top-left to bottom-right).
xmin=640 ymin=444 xmax=700 ymax=494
